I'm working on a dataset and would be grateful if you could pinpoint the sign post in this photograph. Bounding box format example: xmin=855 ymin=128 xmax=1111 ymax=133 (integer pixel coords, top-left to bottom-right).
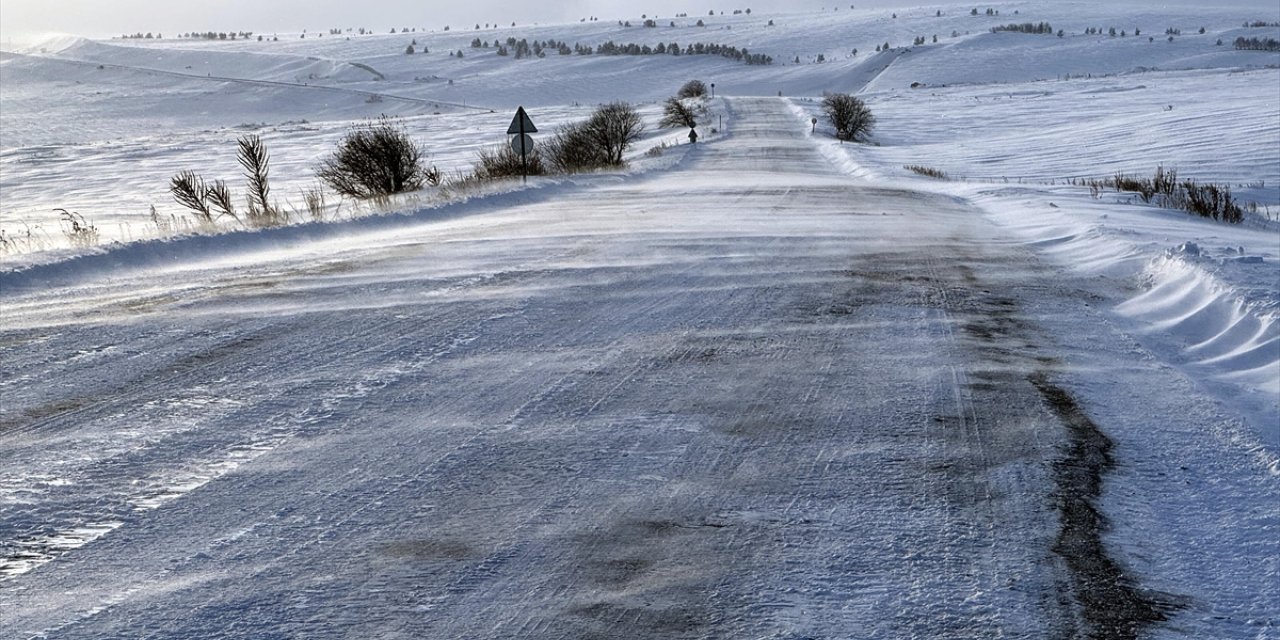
xmin=507 ymin=106 xmax=538 ymax=184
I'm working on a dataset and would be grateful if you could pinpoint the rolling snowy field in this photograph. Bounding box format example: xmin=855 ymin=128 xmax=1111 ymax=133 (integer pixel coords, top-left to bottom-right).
xmin=1 ymin=2 xmax=1278 ymax=639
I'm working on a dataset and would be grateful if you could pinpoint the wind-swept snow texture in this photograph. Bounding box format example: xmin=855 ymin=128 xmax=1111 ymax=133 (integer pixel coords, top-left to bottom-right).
xmin=2 ymin=2 xmax=1278 ymax=639
xmin=2 ymin=95 xmax=1276 ymax=640
xmin=3 ymin=2 xmax=1277 ymax=250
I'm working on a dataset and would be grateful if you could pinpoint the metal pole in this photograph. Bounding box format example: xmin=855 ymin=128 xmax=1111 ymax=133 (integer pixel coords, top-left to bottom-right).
xmin=519 ymin=117 xmax=527 ymax=184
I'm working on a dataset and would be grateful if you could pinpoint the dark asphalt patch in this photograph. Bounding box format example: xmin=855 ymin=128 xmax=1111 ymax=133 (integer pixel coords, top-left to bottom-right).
xmin=1030 ymin=372 xmax=1181 ymax=640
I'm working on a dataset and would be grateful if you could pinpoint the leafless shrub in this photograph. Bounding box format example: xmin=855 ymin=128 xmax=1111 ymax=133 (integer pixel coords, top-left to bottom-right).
xmin=905 ymin=165 xmax=948 ymax=179
xmin=645 ymin=142 xmax=671 ymax=157
xmin=55 ymin=208 xmax=99 ymax=247
xmin=439 ymin=167 xmax=490 ymax=196
xmin=0 ymin=223 xmax=51 ymax=254
xmin=1074 ymin=166 xmax=1243 ymax=223
xmin=544 ymin=122 xmax=609 ymax=173
xmin=542 ymin=102 xmax=646 ymax=171
xmin=302 ymin=187 xmax=326 ymax=221
xmin=316 ymin=116 xmax=429 ymax=198
xmin=149 ymin=203 xmax=181 ymax=235
xmin=1179 ymin=180 xmax=1243 ymax=223
xmin=1113 ymin=173 xmax=1157 ymax=202
xmin=474 ymin=144 xmax=545 ymax=180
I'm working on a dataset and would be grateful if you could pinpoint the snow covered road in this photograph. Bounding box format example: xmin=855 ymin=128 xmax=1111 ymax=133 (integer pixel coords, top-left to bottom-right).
xmin=2 ymin=98 xmax=1273 ymax=639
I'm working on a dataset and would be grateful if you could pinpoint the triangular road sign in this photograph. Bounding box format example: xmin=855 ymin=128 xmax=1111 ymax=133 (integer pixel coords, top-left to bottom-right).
xmin=507 ymin=106 xmax=538 ymax=134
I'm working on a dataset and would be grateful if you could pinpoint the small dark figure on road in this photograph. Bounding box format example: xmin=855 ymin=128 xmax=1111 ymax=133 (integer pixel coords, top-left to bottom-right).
xmin=688 ymin=128 xmax=699 ymax=144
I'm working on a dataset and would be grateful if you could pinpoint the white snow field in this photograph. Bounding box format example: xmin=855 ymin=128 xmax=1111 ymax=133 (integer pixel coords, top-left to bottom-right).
xmin=1 ymin=2 xmax=1278 ymax=639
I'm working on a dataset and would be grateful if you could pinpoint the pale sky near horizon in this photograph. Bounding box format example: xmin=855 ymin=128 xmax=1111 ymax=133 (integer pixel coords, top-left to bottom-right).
xmin=1 ymin=0 xmax=776 ymax=42
xmin=3 ymin=0 xmax=1272 ymax=45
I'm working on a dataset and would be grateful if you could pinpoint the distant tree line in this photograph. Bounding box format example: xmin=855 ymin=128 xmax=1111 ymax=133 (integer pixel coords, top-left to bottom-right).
xmin=591 ymin=40 xmax=773 ymax=64
xmin=1234 ymin=36 xmax=1280 ymax=51
xmin=477 ymin=37 xmax=571 ymax=58
xmin=468 ymin=36 xmax=771 ymax=64
xmin=177 ymin=31 xmax=255 ymax=40
xmin=990 ymin=22 xmax=1053 ymax=35
xmin=1085 ymin=27 xmax=1140 ymax=37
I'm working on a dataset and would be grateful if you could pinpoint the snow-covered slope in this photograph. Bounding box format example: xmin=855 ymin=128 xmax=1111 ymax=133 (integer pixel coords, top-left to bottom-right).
xmin=3 ymin=2 xmax=1276 ymax=242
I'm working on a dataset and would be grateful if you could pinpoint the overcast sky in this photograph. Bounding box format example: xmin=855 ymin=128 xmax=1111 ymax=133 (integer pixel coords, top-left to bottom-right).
xmin=1 ymin=0 xmax=1273 ymax=45
xmin=1 ymin=0 xmax=799 ymax=42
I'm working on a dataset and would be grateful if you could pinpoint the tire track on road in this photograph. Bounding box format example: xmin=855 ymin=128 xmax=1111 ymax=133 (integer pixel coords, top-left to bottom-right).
xmin=919 ymin=239 xmax=1178 ymax=639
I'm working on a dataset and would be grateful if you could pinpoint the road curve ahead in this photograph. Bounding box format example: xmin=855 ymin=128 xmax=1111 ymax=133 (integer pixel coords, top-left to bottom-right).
xmin=2 ymin=98 xmax=1170 ymax=639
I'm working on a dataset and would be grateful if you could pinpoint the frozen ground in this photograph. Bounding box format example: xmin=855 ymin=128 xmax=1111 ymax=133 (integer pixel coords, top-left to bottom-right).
xmin=3 ymin=1 xmax=1278 ymax=250
xmin=1 ymin=2 xmax=1278 ymax=639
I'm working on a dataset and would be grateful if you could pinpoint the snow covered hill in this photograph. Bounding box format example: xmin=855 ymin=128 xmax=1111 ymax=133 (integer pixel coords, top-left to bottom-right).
xmin=1 ymin=3 xmax=1278 ymax=638
xmin=3 ymin=2 xmax=1276 ymax=246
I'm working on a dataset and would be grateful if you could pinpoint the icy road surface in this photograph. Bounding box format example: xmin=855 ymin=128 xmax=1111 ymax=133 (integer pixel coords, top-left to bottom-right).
xmin=1 ymin=99 xmax=1273 ymax=639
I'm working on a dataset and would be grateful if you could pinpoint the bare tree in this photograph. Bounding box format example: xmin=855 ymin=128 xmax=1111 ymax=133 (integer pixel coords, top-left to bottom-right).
xmin=659 ymin=97 xmax=698 ymax=128
xmin=676 ymin=79 xmax=708 ymax=98
xmin=585 ymin=102 xmax=645 ymax=166
xmin=821 ymin=93 xmax=875 ymax=142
